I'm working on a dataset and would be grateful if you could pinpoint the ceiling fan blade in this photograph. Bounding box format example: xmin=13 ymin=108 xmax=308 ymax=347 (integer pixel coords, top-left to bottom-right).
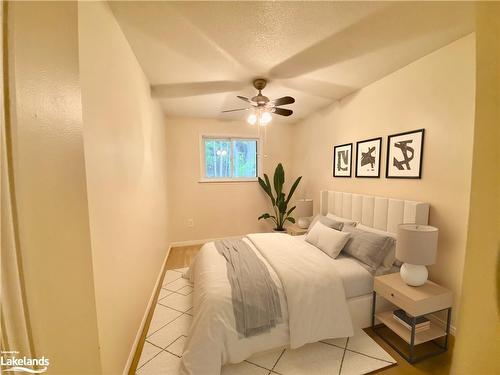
xmin=221 ymin=108 xmax=250 ymax=113
xmin=273 ymin=107 xmax=293 ymax=116
xmin=271 ymin=96 xmax=295 ymax=106
xmin=237 ymin=95 xmax=257 ymax=105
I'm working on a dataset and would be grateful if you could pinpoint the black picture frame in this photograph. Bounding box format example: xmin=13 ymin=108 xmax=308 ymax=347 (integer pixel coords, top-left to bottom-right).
xmin=355 ymin=137 xmax=382 ymax=178
xmin=386 ymin=129 xmax=425 ymax=179
xmin=333 ymin=143 xmax=352 ymax=177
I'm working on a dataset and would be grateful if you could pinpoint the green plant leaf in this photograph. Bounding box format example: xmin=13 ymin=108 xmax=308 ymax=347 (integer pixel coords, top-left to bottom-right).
xmin=286 ymin=205 xmax=296 ymax=216
xmin=258 ymin=213 xmax=271 ymax=220
xmin=285 ymin=176 xmax=302 ymax=204
xmin=258 ymin=175 xmax=275 ymax=206
xmin=273 ymin=163 xmax=284 ymax=198
xmin=286 ymin=217 xmax=296 ymax=223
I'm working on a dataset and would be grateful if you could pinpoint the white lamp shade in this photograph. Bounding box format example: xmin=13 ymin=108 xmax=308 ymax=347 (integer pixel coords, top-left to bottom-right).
xmin=294 ymin=199 xmax=313 ymax=218
xmin=395 ymin=224 xmax=438 ymax=266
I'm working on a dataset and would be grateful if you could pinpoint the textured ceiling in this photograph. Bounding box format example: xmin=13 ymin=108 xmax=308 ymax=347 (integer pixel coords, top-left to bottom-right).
xmin=110 ymin=1 xmax=475 ymax=124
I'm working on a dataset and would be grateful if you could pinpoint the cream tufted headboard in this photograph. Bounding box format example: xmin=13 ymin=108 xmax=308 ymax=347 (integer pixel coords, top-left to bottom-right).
xmin=320 ymin=191 xmax=429 ymax=234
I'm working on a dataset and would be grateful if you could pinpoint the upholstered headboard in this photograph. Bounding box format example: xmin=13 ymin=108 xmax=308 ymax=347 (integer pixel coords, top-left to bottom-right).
xmin=319 ymin=191 xmax=429 ymax=234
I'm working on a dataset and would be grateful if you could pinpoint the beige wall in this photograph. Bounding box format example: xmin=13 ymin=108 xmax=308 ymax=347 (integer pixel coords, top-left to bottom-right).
xmin=291 ymin=34 xmax=476 ymax=327
xmin=6 ymin=2 xmax=102 ymax=373
xmin=78 ymin=2 xmax=170 ymax=374
xmin=451 ymin=4 xmax=499 ymax=374
xmin=165 ymin=118 xmax=293 ymax=243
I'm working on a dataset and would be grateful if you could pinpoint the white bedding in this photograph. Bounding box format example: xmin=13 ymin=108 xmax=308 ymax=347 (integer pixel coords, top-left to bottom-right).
xmin=181 ymin=233 xmax=353 ymax=375
xmin=295 ymin=235 xmax=374 ymax=298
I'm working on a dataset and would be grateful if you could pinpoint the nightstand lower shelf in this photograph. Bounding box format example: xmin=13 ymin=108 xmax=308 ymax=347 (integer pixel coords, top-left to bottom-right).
xmin=375 ymin=310 xmax=447 ymax=345
xmin=371 ymin=290 xmax=452 ymax=364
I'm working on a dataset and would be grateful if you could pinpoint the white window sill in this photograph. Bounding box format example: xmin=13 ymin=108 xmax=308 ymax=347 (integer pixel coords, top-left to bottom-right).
xmin=198 ymin=178 xmax=258 ymax=183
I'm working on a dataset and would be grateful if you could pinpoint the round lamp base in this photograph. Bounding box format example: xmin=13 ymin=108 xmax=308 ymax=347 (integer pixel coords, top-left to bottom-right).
xmin=400 ymin=263 xmax=428 ymax=286
xmin=297 ymin=217 xmax=311 ymax=229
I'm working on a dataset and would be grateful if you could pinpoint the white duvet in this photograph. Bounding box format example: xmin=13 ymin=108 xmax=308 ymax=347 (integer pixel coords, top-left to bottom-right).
xmin=181 ymin=233 xmax=353 ymax=375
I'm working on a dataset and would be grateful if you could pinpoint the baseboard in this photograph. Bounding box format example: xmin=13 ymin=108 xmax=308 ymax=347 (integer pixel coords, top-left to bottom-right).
xmin=170 ymin=235 xmax=242 ymax=248
xmin=122 ymin=245 xmax=172 ymax=375
xmin=430 ymin=313 xmax=457 ymax=336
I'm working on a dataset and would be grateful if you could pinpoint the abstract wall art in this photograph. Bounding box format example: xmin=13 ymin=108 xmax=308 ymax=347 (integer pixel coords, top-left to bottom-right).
xmin=355 ymin=137 xmax=382 ymax=178
xmin=386 ymin=129 xmax=425 ymax=179
xmin=333 ymin=143 xmax=352 ymax=177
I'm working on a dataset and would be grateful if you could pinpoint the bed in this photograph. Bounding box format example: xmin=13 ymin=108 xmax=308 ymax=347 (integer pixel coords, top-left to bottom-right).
xmin=180 ymin=191 xmax=430 ymax=375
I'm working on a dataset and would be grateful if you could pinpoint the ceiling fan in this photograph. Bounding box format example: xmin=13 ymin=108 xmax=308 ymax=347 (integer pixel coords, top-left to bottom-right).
xmin=222 ymin=78 xmax=295 ymax=125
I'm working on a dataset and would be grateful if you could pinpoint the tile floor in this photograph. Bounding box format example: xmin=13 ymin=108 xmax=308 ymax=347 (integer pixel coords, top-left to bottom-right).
xmin=137 ymin=268 xmax=396 ymax=375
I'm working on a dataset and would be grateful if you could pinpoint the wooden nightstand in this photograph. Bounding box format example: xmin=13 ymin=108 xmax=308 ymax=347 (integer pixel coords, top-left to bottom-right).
xmin=372 ymin=273 xmax=453 ymax=364
xmin=286 ymin=224 xmax=308 ymax=236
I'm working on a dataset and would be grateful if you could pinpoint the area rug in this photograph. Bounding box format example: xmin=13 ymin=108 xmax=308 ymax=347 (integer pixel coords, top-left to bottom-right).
xmin=136 ymin=268 xmax=397 ymax=375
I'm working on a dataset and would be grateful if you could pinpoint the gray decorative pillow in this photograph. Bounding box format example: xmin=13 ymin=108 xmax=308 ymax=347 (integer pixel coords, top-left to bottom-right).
xmin=308 ymin=215 xmax=344 ymax=233
xmin=341 ymin=224 xmax=395 ymax=270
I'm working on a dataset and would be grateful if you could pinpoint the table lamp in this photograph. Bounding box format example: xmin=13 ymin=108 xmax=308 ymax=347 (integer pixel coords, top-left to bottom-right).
xmin=396 ymin=224 xmax=438 ymax=286
xmin=295 ymin=199 xmax=313 ymax=229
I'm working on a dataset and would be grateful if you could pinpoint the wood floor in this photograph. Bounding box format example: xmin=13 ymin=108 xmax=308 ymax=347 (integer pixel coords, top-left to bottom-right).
xmin=164 ymin=244 xmax=454 ymax=374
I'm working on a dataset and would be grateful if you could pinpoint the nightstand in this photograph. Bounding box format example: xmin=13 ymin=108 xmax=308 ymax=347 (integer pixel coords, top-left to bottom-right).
xmin=372 ymin=273 xmax=453 ymax=364
xmin=286 ymin=224 xmax=308 ymax=236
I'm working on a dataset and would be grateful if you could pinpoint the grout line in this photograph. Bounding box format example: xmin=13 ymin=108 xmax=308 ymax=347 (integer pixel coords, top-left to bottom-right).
xmin=135 ymin=343 xmax=165 ymax=372
xmin=270 ymin=348 xmax=286 ymax=373
xmin=157 ymin=301 xmax=192 ymax=315
xmin=146 ymin=311 xmax=185 ymax=338
xmin=320 ymin=339 xmax=347 ymax=350
xmin=338 ymin=337 xmax=349 ymax=375
xmin=343 ymin=348 xmax=396 ymax=364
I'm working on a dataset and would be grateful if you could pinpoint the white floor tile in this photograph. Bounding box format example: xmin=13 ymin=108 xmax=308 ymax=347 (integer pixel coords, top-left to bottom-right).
xmin=158 ymin=288 xmax=172 ymax=300
xmin=246 ymin=347 xmax=285 ymax=370
xmin=274 ymin=342 xmax=344 ymax=375
xmin=176 ymin=285 xmax=193 ymax=296
xmin=160 ymin=292 xmax=193 ymax=312
xmin=346 ymin=328 xmax=396 ymax=363
xmin=148 ymin=314 xmax=193 ymax=348
xmin=340 ymin=350 xmax=393 ymax=375
xmin=147 ymin=305 xmax=183 ymax=336
xmin=165 ymin=277 xmax=192 ymax=292
xmin=163 ymin=270 xmax=182 ymax=286
xmin=137 ymin=351 xmax=181 ymax=375
xmin=166 ymin=335 xmax=187 ymax=357
xmin=222 ymin=361 xmax=269 ymax=375
xmin=322 ymin=336 xmax=348 ymax=349
xmin=138 ymin=342 xmax=162 ymax=368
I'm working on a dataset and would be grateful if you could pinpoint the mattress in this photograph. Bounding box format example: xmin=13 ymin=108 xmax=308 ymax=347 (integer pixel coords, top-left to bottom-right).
xmin=295 ymin=235 xmax=374 ymax=299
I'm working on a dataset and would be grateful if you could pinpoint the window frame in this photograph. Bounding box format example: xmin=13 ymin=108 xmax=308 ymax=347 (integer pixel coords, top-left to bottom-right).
xmin=199 ymin=134 xmax=262 ymax=183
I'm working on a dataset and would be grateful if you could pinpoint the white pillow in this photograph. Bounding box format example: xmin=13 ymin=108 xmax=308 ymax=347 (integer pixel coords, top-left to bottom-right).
xmin=326 ymin=213 xmax=358 ymax=226
xmin=356 ymin=224 xmax=400 ymax=268
xmin=305 ymin=221 xmax=351 ymax=259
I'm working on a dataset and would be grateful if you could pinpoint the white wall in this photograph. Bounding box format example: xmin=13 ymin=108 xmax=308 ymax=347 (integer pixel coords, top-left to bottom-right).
xmin=78 ymin=2 xmax=170 ymax=374
xmin=6 ymin=2 xmax=102 ymax=373
xmin=165 ymin=118 xmax=294 ymax=243
xmin=291 ymin=34 xmax=476 ymax=326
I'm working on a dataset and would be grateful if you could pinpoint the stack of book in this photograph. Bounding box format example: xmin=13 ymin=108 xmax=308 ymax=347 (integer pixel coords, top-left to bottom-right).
xmin=392 ymin=309 xmax=430 ymax=332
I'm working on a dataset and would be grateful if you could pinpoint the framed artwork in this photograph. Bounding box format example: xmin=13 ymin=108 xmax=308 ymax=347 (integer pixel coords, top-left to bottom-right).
xmin=333 ymin=143 xmax=352 ymax=177
xmin=386 ymin=129 xmax=425 ymax=179
xmin=355 ymin=137 xmax=382 ymax=178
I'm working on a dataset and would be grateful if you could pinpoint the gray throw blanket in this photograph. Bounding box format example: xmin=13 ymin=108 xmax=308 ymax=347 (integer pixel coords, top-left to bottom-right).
xmin=215 ymin=238 xmax=282 ymax=338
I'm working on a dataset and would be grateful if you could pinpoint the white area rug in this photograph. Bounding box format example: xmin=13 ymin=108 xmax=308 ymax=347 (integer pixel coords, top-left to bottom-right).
xmin=137 ymin=268 xmax=397 ymax=375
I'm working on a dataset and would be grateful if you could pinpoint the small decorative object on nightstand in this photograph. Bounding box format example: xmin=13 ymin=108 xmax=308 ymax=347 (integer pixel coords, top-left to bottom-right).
xmin=371 ymin=273 xmax=453 ymax=364
xmin=396 ymin=224 xmax=438 ymax=286
xmin=294 ymin=198 xmax=313 ymax=229
xmin=287 ymin=224 xmax=308 ymax=236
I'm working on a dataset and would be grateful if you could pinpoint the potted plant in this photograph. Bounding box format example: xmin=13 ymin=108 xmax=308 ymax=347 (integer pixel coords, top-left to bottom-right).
xmin=258 ymin=163 xmax=302 ymax=232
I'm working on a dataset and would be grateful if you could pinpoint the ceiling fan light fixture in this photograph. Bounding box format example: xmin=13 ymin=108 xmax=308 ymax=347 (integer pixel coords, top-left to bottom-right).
xmin=247 ymin=113 xmax=257 ymax=125
xmin=260 ymin=111 xmax=272 ymax=125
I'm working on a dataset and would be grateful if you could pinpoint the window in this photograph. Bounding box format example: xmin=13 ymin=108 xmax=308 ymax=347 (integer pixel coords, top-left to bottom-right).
xmin=201 ymin=136 xmax=259 ymax=181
